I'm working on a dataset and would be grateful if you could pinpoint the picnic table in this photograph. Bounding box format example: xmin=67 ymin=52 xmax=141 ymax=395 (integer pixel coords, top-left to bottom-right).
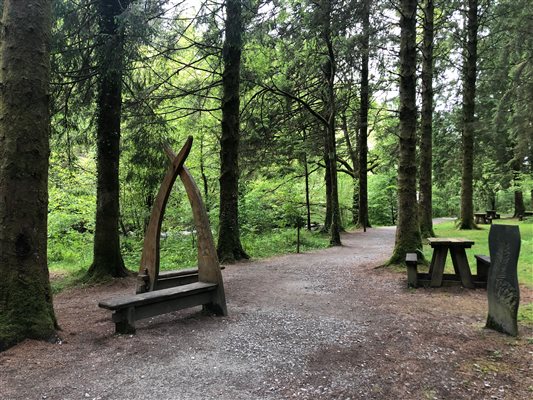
xmin=474 ymin=212 xmax=489 ymax=224
xmin=486 ymin=210 xmax=500 ymax=219
xmin=427 ymin=237 xmax=475 ymax=288
xmin=474 ymin=210 xmax=501 ymax=224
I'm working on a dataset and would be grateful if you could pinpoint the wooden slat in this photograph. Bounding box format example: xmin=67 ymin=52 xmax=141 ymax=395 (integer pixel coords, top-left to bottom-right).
xmin=406 ymin=253 xmax=417 ymax=263
xmin=99 ymin=282 xmax=217 ymax=310
xmin=427 ymin=237 xmax=474 ymax=247
xmin=130 ymin=291 xmax=216 ymax=322
xmin=474 ymin=254 xmax=490 ymax=264
xmin=156 ymin=265 xmax=225 ymax=279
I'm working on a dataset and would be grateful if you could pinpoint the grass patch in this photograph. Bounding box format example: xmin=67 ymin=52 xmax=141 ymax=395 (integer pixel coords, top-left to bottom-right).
xmin=518 ymin=303 xmax=533 ymax=325
xmin=242 ymin=228 xmax=330 ymax=259
xmin=48 ymin=227 xmax=330 ymax=292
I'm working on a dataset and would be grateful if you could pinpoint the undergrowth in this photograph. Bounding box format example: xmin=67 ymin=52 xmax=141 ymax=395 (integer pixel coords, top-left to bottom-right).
xmin=48 ymin=227 xmax=330 ymax=292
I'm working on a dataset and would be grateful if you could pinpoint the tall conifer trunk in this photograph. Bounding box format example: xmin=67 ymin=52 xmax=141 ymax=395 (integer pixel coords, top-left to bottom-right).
xmin=388 ymin=0 xmax=422 ymax=264
xmin=340 ymin=113 xmax=358 ymax=225
xmin=217 ymin=0 xmax=249 ymax=263
xmin=88 ymin=0 xmax=130 ymax=279
xmin=0 ymin=0 xmax=57 ymax=350
xmin=323 ymin=133 xmax=332 ymax=232
xmin=357 ymin=0 xmax=371 ymax=230
xmin=418 ymin=0 xmax=435 ymax=237
xmin=321 ymin=0 xmax=341 ymax=246
xmin=459 ymin=0 xmax=478 ymax=229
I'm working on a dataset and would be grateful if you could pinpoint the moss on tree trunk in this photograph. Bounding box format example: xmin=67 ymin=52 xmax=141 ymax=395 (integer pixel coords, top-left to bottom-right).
xmin=0 ymin=0 xmax=57 ymax=351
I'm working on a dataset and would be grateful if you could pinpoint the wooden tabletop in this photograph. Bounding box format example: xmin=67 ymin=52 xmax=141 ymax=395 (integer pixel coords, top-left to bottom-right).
xmin=427 ymin=237 xmax=475 ymax=247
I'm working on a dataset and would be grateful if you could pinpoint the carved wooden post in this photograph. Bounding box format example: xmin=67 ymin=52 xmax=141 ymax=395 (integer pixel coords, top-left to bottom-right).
xmin=136 ymin=137 xmax=192 ymax=293
xmin=486 ymin=225 xmax=520 ymax=336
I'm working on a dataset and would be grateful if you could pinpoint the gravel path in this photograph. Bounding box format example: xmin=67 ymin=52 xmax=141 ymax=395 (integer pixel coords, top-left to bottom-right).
xmin=1 ymin=226 xmax=531 ymax=400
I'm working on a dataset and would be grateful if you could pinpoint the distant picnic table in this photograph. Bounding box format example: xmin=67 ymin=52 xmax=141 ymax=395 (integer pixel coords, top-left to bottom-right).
xmin=474 ymin=210 xmax=500 ymax=224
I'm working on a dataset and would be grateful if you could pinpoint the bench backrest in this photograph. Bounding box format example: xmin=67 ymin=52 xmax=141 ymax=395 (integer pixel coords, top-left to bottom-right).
xmin=136 ymin=136 xmax=223 ymax=295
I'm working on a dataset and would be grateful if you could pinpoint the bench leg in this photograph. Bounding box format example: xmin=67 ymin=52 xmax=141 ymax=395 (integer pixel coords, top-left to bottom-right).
xmin=476 ymin=259 xmax=489 ymax=284
xmin=202 ymin=286 xmax=228 ymax=316
xmin=407 ymin=264 xmax=418 ymax=288
xmin=112 ymin=307 xmax=136 ymax=334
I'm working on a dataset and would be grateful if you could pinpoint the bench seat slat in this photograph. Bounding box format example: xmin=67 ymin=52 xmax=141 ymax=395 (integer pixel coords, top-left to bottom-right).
xmin=474 ymin=254 xmax=490 ymax=264
xmin=99 ymin=282 xmax=217 ymax=310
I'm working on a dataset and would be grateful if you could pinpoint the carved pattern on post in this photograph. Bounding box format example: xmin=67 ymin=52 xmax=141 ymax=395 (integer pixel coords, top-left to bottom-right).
xmin=486 ymin=225 xmax=520 ymax=336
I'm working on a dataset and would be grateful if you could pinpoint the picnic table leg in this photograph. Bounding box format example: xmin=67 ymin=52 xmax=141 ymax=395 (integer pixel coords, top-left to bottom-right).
xmin=428 ymin=248 xmax=437 ymax=276
xmin=430 ymin=246 xmax=448 ymax=287
xmin=449 ymin=248 xmax=475 ymax=289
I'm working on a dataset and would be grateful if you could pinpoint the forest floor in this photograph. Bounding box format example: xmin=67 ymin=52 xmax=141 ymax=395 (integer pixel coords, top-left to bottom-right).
xmin=1 ymin=224 xmax=532 ymax=400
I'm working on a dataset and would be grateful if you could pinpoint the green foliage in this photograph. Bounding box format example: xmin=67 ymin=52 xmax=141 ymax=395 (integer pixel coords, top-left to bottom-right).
xmin=48 ymin=155 xmax=96 ymax=238
xmin=518 ymin=302 xmax=533 ymax=325
xmin=367 ymin=172 xmax=397 ymax=226
xmin=241 ymin=228 xmax=329 ymax=259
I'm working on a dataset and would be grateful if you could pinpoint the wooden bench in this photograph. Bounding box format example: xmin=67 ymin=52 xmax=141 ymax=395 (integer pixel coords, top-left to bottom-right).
xmin=99 ymin=282 xmax=219 ymax=334
xmin=406 ymin=253 xmax=418 ymax=287
xmin=474 ymin=254 xmax=490 ymax=287
xmin=99 ymin=137 xmax=227 ymax=334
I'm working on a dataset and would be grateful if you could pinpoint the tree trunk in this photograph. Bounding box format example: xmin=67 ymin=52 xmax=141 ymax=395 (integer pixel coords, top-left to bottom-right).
xmin=388 ymin=0 xmax=422 ymax=264
xmin=0 ymin=0 xmax=57 ymax=351
xmin=459 ymin=0 xmax=478 ymax=230
xmin=87 ymin=0 xmax=130 ymax=280
xmin=357 ymin=0 xmax=371 ymax=231
xmin=322 ymin=1 xmax=341 ymax=246
xmin=340 ymin=113 xmax=358 ymax=225
xmin=217 ymin=0 xmax=249 ymax=263
xmin=304 ymin=154 xmax=312 ymax=230
xmin=323 ymin=134 xmax=332 ymax=232
xmin=418 ymin=0 xmax=435 ymax=238
xmin=514 ymin=191 xmax=526 ymax=218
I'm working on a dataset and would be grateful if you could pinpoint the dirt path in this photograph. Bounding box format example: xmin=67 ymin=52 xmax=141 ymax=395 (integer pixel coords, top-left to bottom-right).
xmin=1 ymin=226 xmax=532 ymax=400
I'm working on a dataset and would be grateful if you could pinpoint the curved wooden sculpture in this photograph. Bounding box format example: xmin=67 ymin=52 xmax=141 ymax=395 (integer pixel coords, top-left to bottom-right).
xmin=99 ymin=136 xmax=227 ymax=333
xmin=136 ymin=136 xmax=193 ymax=293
